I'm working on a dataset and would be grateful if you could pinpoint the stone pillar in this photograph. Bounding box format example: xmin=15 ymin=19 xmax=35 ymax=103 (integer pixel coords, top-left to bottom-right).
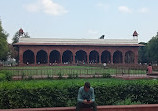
xmin=19 ymin=47 xmax=23 ymax=66
xmin=86 ymin=50 xmax=89 ymax=64
xmin=73 ymin=53 xmax=75 ymax=64
xmin=135 ymin=51 xmax=138 ymax=64
xmin=61 ymin=52 xmax=63 ymax=64
xmin=87 ymin=53 xmax=89 ymax=64
xmin=47 ymin=54 xmax=49 ymax=65
xmin=99 ymin=53 xmax=101 ymax=64
xmin=110 ymin=51 xmax=113 ymax=64
xmin=47 ymin=49 xmax=50 ymax=65
xmin=122 ymin=51 xmax=125 ymax=64
xmin=135 ymin=56 xmax=138 ymax=64
xmin=34 ymin=52 xmax=37 ymax=65
xmin=58 ymin=52 xmax=61 ymax=64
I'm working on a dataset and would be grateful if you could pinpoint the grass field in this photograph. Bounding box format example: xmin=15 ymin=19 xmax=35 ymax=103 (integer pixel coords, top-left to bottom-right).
xmin=0 ymin=65 xmax=146 ymax=76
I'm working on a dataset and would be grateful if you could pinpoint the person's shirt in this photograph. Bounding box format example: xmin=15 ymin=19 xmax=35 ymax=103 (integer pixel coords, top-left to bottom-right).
xmin=147 ymin=66 xmax=152 ymax=74
xmin=77 ymin=86 xmax=95 ymax=102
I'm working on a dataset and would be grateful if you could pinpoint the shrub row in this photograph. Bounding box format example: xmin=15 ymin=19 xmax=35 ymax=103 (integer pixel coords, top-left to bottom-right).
xmin=0 ymin=71 xmax=12 ymax=81
xmin=0 ymin=79 xmax=158 ymax=109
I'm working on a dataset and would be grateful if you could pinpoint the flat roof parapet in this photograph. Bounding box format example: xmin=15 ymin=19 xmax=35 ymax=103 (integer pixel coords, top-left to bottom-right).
xmin=14 ymin=38 xmax=143 ymax=47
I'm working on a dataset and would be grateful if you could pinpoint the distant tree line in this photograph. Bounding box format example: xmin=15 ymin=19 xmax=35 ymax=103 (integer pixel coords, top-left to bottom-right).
xmin=0 ymin=19 xmax=30 ymax=62
xmin=11 ymin=30 xmax=30 ymax=62
xmin=0 ymin=20 xmax=8 ymax=61
xmin=139 ymin=33 xmax=158 ymax=64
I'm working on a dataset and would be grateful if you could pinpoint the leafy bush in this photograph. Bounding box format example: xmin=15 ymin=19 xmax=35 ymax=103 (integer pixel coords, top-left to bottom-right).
xmin=102 ymin=73 xmax=111 ymax=78
xmin=0 ymin=73 xmax=6 ymax=81
xmin=67 ymin=73 xmax=78 ymax=79
xmin=57 ymin=72 xmax=63 ymax=79
xmin=0 ymin=71 xmax=12 ymax=81
xmin=114 ymin=98 xmax=142 ymax=105
xmin=1 ymin=79 xmax=158 ymax=109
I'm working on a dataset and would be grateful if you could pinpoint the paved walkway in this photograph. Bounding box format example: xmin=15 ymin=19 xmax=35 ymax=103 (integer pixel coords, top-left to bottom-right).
xmin=112 ymin=74 xmax=158 ymax=80
xmin=12 ymin=74 xmax=103 ymax=80
xmin=12 ymin=74 xmax=158 ymax=80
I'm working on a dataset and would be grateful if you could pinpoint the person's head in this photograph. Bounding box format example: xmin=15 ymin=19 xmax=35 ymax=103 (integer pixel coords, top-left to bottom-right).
xmin=149 ymin=63 xmax=151 ymax=66
xmin=84 ymin=82 xmax=90 ymax=92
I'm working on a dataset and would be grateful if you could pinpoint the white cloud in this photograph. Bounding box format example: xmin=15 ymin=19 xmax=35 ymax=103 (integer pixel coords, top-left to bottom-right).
xmin=118 ymin=6 xmax=132 ymax=13
xmin=25 ymin=1 xmax=41 ymax=12
xmin=41 ymin=0 xmax=68 ymax=16
xmin=88 ymin=29 xmax=99 ymax=35
xmin=138 ymin=8 xmax=149 ymax=14
xmin=86 ymin=29 xmax=100 ymax=39
xmin=96 ymin=3 xmax=110 ymax=11
xmin=25 ymin=0 xmax=68 ymax=16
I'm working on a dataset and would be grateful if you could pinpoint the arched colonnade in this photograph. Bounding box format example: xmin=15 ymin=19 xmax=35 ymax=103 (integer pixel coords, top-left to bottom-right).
xmin=21 ymin=48 xmax=136 ymax=65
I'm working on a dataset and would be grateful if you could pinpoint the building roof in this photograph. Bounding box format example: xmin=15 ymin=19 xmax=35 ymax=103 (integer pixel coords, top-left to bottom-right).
xmin=14 ymin=38 xmax=143 ymax=47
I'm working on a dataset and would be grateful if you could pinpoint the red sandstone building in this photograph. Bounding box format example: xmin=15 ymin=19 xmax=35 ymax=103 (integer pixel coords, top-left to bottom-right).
xmin=14 ymin=32 xmax=142 ymax=66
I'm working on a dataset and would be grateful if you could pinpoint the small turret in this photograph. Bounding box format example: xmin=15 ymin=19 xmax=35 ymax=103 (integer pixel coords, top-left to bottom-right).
xmin=133 ymin=31 xmax=138 ymax=39
xmin=19 ymin=28 xmax=24 ymax=36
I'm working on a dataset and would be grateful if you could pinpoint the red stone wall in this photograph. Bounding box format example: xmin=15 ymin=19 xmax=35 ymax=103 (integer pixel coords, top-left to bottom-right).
xmin=1 ymin=104 xmax=158 ymax=111
xmin=18 ymin=45 xmax=139 ymax=66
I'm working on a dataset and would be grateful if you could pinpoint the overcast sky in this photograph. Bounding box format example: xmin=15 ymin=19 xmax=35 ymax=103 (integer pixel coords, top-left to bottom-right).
xmin=0 ymin=0 xmax=158 ymax=43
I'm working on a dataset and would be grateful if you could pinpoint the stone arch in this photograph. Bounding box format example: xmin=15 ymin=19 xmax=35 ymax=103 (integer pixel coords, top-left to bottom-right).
xmin=75 ymin=50 xmax=87 ymax=63
xmin=23 ymin=50 xmax=35 ymax=64
xmin=49 ymin=50 xmax=61 ymax=64
xmin=36 ymin=50 xmax=48 ymax=64
xmin=89 ymin=50 xmax=99 ymax=63
xmin=113 ymin=50 xmax=123 ymax=64
xmin=101 ymin=50 xmax=111 ymax=63
xmin=125 ymin=51 xmax=135 ymax=64
xmin=62 ymin=50 xmax=73 ymax=64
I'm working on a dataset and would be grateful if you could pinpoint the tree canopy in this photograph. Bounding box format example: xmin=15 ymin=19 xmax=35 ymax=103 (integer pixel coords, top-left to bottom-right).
xmin=0 ymin=20 xmax=9 ymax=61
xmin=146 ymin=34 xmax=158 ymax=63
xmin=11 ymin=29 xmax=30 ymax=62
xmin=138 ymin=42 xmax=148 ymax=64
xmin=12 ymin=31 xmax=30 ymax=44
xmin=138 ymin=33 xmax=158 ymax=64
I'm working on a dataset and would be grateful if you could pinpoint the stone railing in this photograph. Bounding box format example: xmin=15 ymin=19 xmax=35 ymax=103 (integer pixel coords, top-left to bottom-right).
xmin=1 ymin=104 xmax=158 ymax=111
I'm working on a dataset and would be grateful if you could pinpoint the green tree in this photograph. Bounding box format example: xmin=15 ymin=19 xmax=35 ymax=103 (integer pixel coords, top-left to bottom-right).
xmin=12 ymin=31 xmax=30 ymax=44
xmin=12 ymin=31 xmax=19 ymax=44
xmin=0 ymin=20 xmax=9 ymax=61
xmin=12 ymin=30 xmax=30 ymax=62
xmin=146 ymin=34 xmax=158 ymax=64
xmin=138 ymin=42 xmax=148 ymax=64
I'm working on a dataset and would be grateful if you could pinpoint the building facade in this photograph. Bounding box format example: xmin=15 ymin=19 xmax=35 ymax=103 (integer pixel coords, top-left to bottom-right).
xmin=14 ymin=37 xmax=142 ymax=66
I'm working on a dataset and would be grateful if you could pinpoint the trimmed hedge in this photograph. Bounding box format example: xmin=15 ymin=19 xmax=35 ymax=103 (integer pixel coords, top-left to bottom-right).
xmin=0 ymin=71 xmax=12 ymax=81
xmin=0 ymin=79 xmax=158 ymax=109
xmin=0 ymin=73 xmax=6 ymax=81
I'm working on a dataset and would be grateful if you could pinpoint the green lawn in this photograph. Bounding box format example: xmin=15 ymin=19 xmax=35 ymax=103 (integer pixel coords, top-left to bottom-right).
xmin=1 ymin=66 xmax=146 ymax=76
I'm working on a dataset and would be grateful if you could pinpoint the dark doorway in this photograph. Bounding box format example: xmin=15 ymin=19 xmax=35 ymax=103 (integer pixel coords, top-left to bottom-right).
xmin=62 ymin=50 xmax=73 ymax=64
xmin=49 ymin=50 xmax=60 ymax=63
xmin=23 ymin=50 xmax=35 ymax=64
xmin=125 ymin=51 xmax=135 ymax=63
xmin=113 ymin=51 xmax=123 ymax=63
xmin=89 ymin=50 xmax=99 ymax=63
xmin=36 ymin=50 xmax=48 ymax=64
xmin=101 ymin=50 xmax=111 ymax=63
xmin=75 ymin=50 xmax=87 ymax=63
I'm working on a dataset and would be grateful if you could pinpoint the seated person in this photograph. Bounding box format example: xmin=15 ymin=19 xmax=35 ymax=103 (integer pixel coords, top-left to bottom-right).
xmin=76 ymin=82 xmax=97 ymax=111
